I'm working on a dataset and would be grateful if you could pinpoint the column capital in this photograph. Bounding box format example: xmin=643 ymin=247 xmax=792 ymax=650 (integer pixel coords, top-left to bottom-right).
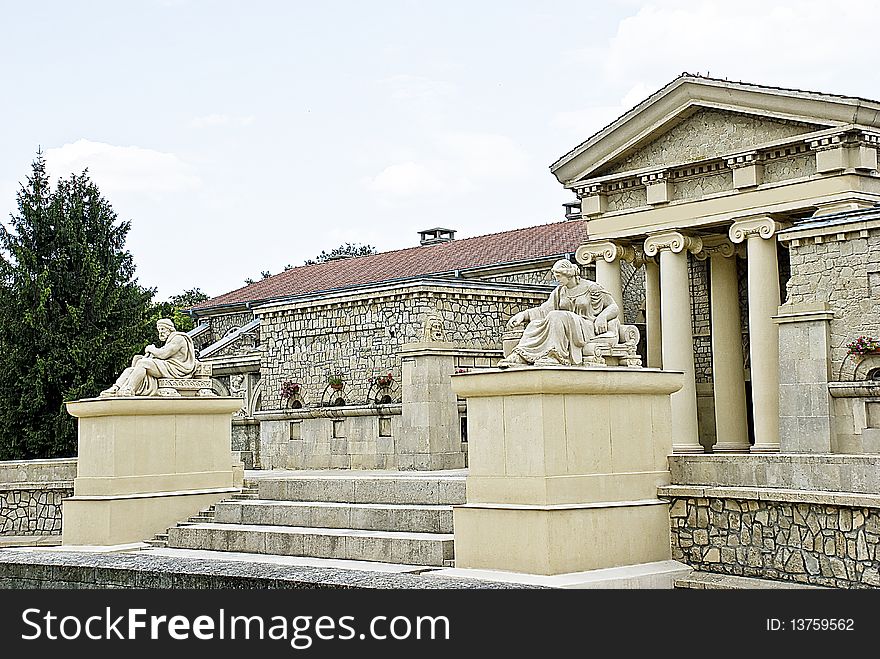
xmin=575 ymin=240 xmax=637 ymax=265
xmin=693 ymin=236 xmax=736 ymax=261
xmin=728 ymin=216 xmax=787 ymax=243
xmin=643 ymin=231 xmax=703 ymax=257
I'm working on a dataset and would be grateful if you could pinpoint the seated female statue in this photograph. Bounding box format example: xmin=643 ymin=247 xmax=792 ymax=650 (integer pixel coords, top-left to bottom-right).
xmin=499 ymin=259 xmax=621 ymax=367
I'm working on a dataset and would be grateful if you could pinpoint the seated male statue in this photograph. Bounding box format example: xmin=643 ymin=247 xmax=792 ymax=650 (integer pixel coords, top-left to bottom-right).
xmin=101 ymin=318 xmax=197 ymax=397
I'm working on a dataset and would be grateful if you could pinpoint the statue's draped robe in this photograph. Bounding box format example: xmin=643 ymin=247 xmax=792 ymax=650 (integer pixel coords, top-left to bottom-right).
xmin=127 ymin=331 xmax=197 ymax=395
xmin=511 ymin=283 xmax=615 ymax=365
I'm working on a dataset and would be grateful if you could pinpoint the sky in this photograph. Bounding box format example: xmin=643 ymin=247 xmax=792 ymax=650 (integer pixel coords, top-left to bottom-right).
xmin=2 ymin=0 xmax=879 ymax=300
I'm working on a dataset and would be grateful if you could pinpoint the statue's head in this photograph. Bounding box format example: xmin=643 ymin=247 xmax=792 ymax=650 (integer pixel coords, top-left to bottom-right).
xmin=156 ymin=318 xmax=176 ymax=340
xmin=551 ymin=259 xmax=580 ymax=283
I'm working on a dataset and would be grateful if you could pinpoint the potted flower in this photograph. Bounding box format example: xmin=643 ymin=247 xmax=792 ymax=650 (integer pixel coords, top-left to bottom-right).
xmin=846 ymin=336 xmax=880 ymax=356
xmin=328 ymin=375 xmax=344 ymax=391
xmin=280 ymin=380 xmax=301 ymax=399
xmin=371 ymin=372 xmax=394 ymax=388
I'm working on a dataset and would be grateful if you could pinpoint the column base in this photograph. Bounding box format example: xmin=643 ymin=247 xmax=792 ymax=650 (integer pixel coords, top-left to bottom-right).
xmin=712 ymin=442 xmax=752 ymax=453
xmin=750 ymin=442 xmax=781 ymax=453
xmin=672 ymin=444 xmax=707 ymax=454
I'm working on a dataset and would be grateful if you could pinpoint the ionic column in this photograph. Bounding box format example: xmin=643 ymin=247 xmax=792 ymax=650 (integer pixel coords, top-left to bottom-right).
xmin=644 ymin=231 xmax=703 ymax=453
xmin=644 ymin=256 xmax=662 ymax=368
xmin=575 ymin=241 xmax=635 ymax=309
xmin=729 ymin=217 xmax=784 ymax=453
xmin=696 ymin=239 xmax=749 ymax=451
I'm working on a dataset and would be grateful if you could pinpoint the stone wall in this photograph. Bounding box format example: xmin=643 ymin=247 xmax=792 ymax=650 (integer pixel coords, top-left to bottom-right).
xmin=255 ymin=282 xmax=550 ymax=411
xmin=665 ymin=490 xmax=880 ymax=588
xmin=664 ymin=454 xmax=880 ymax=587
xmin=257 ymin=406 xmax=405 ymax=470
xmin=0 ymin=459 xmax=75 ymax=537
xmin=785 ymin=226 xmax=880 ymax=381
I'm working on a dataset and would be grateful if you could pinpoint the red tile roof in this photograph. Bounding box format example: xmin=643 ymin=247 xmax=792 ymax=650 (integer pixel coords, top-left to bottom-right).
xmin=193 ymin=220 xmax=586 ymax=311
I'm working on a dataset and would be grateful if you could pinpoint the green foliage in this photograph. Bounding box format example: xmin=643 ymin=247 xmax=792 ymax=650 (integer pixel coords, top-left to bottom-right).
xmin=0 ymin=154 xmax=155 ymax=459
xmin=302 ymin=242 xmax=377 ymax=266
xmin=149 ymin=287 xmax=209 ymax=332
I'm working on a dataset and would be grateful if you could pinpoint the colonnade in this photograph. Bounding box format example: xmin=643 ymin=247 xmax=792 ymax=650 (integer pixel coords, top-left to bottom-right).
xmin=577 ymin=216 xmax=784 ymax=453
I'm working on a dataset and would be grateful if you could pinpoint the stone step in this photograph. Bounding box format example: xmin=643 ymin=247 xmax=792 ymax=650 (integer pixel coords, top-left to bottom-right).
xmin=167 ymin=522 xmax=455 ymax=567
xmin=674 ymin=571 xmax=827 ymax=589
xmin=188 ymin=515 xmax=215 ymax=523
xmin=230 ymin=487 xmax=259 ymax=501
xmin=214 ymin=500 xmax=454 ymax=533
xmin=254 ymin=475 xmax=466 ymax=505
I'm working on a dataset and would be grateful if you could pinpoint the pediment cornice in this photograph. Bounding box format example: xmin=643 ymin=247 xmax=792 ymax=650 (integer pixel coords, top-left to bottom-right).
xmin=551 ymin=75 xmax=880 ymax=187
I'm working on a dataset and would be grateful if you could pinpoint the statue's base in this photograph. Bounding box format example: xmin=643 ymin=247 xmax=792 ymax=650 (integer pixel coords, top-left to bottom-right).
xmin=451 ymin=366 xmax=682 ymax=575
xmin=62 ymin=397 xmax=243 ymax=546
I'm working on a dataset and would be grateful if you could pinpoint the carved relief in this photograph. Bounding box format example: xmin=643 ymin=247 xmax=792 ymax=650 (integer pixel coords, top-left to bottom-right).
xmin=600 ymin=109 xmax=821 ymax=176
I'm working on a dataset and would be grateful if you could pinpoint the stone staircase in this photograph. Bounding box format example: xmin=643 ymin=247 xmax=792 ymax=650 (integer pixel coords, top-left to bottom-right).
xmin=161 ymin=471 xmax=465 ymax=567
xmin=145 ymin=484 xmax=260 ymax=548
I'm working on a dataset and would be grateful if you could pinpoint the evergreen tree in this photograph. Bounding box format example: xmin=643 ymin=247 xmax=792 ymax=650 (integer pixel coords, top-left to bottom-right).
xmin=149 ymin=287 xmax=209 ymax=332
xmin=302 ymin=242 xmax=377 ymax=266
xmin=0 ymin=154 xmax=155 ymax=459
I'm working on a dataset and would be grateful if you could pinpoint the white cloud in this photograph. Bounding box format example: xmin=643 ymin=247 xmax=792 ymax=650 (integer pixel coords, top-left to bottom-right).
xmin=190 ymin=114 xmax=255 ymax=128
xmin=596 ymin=1 xmax=879 ymax=95
xmin=361 ymin=132 xmax=529 ymax=203
xmin=43 ymin=139 xmax=201 ymax=194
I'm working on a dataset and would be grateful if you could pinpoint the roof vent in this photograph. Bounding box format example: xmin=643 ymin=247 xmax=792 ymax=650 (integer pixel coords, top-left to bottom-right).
xmin=419 ymin=227 xmax=456 ymax=246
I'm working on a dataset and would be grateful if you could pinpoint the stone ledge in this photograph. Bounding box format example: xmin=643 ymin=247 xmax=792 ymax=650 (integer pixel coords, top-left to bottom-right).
xmin=658 ymin=484 xmax=880 ymax=508
xmin=0 ymin=549 xmax=543 ymax=590
xmin=0 ymin=481 xmax=73 ymax=491
xmin=675 ymin=570 xmax=827 ymax=589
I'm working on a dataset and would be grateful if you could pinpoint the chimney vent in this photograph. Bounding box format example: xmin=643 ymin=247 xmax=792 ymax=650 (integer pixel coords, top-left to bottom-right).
xmin=419 ymin=227 xmax=456 ymax=246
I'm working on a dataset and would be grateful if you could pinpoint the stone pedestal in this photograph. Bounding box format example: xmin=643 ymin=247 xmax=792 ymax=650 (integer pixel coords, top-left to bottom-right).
xmin=62 ymin=397 xmax=242 ymax=546
xmin=399 ymin=342 xmax=466 ymax=470
xmin=774 ymin=302 xmax=834 ymax=452
xmin=451 ymin=367 xmax=682 ymax=575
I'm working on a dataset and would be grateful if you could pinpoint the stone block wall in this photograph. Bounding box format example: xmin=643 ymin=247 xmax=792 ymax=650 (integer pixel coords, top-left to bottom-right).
xmin=0 ymin=459 xmax=76 ymax=537
xmin=665 ymin=454 xmax=880 ymax=587
xmin=665 ymin=490 xmax=880 ymax=588
xmin=785 ymin=226 xmax=880 ymax=380
xmin=257 ymin=406 xmax=405 ymax=470
xmin=255 ymin=282 xmax=550 ymax=411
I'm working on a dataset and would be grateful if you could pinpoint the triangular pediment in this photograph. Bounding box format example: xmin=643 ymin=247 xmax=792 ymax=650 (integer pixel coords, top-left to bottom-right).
xmin=596 ymin=108 xmax=822 ymax=177
xmin=551 ymin=75 xmax=880 ymax=185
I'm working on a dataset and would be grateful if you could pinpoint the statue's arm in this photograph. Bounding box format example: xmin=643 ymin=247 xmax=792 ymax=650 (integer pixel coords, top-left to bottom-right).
xmin=594 ymin=291 xmax=620 ymax=333
xmin=146 ymin=335 xmax=185 ymax=360
xmin=507 ymin=291 xmax=557 ymax=328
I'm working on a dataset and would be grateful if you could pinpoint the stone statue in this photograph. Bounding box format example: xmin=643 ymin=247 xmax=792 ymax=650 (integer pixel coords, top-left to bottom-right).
xmin=423 ymin=312 xmax=446 ymax=342
xmin=101 ymin=318 xmax=197 ymax=396
xmin=498 ymin=259 xmax=641 ymax=368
